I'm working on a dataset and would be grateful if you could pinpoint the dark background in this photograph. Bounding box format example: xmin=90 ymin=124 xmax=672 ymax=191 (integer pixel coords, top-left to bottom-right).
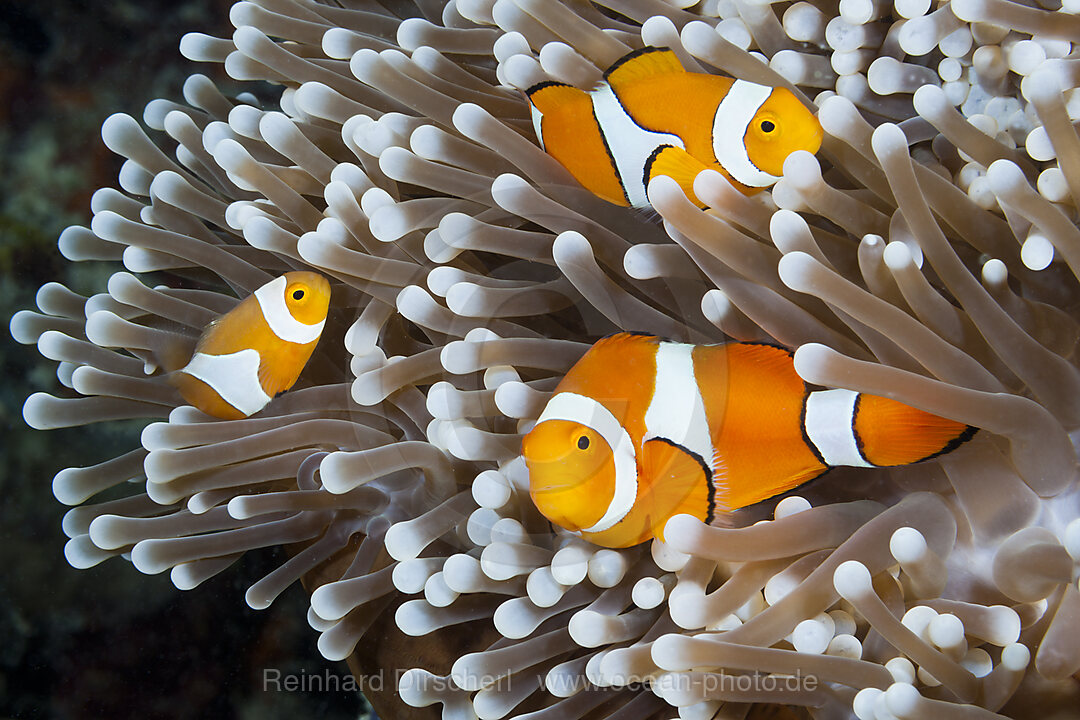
xmin=0 ymin=1 xmax=369 ymax=717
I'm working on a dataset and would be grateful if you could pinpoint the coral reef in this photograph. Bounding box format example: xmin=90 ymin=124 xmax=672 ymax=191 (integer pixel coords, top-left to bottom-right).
xmin=11 ymin=0 xmax=1080 ymax=718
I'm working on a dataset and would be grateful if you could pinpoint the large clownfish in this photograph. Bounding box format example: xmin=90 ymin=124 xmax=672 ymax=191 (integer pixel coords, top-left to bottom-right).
xmin=526 ymin=46 xmax=824 ymax=208
xmin=522 ymin=333 xmax=976 ymax=548
xmin=171 ymin=271 xmax=331 ymax=420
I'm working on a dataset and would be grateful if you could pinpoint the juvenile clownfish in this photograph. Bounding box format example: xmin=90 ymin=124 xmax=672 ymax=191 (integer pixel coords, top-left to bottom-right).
xmin=171 ymin=271 xmax=331 ymax=420
xmin=526 ymin=46 xmax=824 ymax=208
xmin=522 ymin=333 xmax=976 ymax=548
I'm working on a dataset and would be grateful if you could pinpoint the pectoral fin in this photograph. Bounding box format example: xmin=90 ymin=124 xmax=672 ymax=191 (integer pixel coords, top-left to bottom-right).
xmin=644 ymin=145 xmax=710 ymax=208
xmin=640 ymin=437 xmax=714 ymax=541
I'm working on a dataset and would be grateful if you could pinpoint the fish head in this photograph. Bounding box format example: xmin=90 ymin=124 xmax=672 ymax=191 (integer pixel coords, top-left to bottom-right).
xmin=741 ymin=87 xmax=824 ymax=177
xmin=281 ymin=271 xmax=332 ymax=326
xmin=522 ymin=418 xmax=616 ymax=533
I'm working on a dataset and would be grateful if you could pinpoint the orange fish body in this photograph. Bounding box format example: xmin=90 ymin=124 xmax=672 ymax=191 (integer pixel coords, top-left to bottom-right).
xmin=522 ymin=333 xmax=975 ymax=548
xmin=527 ymin=47 xmax=824 ymax=207
xmin=172 ymin=271 xmax=331 ymax=419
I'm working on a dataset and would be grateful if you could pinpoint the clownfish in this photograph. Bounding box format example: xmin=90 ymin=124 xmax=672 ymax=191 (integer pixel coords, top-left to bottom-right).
xmin=171 ymin=271 xmax=331 ymax=420
xmin=526 ymin=46 xmax=824 ymax=208
xmin=522 ymin=333 xmax=976 ymax=548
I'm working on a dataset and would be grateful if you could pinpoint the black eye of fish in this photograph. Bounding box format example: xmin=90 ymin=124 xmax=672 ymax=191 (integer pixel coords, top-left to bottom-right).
xmin=292 ymin=289 xmax=305 ymax=300
xmin=577 ymin=435 xmax=590 ymax=450
xmin=760 ymin=120 xmax=776 ymax=133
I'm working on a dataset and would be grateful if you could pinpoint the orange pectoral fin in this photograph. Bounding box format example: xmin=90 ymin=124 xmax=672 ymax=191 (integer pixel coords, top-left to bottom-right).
xmin=644 ymin=146 xmax=710 ymax=208
xmin=640 ymin=438 xmax=714 ymax=542
xmin=257 ymin=337 xmax=321 ymax=399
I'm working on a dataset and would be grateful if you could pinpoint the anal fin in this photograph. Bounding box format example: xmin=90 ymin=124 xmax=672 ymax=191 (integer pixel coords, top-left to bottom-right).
xmin=644 ymin=145 xmax=710 ymax=208
xmin=710 ymin=451 xmax=826 ymax=513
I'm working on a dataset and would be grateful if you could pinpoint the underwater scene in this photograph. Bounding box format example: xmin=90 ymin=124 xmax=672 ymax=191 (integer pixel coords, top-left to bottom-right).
xmin=4 ymin=0 xmax=1080 ymax=718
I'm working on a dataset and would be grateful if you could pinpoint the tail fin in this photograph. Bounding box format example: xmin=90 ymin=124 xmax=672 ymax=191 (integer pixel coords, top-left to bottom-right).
xmin=854 ymin=394 xmax=976 ymax=467
xmin=525 ymin=81 xmax=588 ymax=115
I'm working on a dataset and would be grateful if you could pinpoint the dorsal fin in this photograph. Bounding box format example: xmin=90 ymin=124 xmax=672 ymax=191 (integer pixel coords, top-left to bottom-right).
xmin=726 ymin=342 xmax=795 ymax=377
xmin=603 ymin=47 xmax=685 ymax=92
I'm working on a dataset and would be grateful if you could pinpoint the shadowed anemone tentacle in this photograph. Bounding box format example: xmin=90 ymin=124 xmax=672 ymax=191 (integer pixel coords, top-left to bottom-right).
xmin=11 ymin=0 xmax=1080 ymax=718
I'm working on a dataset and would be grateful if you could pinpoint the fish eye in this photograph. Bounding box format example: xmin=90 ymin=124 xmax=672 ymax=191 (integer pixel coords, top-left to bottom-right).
xmin=760 ymin=120 xmax=776 ymax=133
xmin=292 ymin=289 xmax=305 ymax=301
xmin=577 ymin=435 xmax=590 ymax=450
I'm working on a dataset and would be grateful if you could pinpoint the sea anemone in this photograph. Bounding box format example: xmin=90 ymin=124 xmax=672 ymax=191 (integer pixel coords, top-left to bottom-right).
xmin=11 ymin=0 xmax=1080 ymax=717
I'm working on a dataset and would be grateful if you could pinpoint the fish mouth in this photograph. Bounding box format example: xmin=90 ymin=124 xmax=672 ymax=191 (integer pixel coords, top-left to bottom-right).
xmin=526 ymin=463 xmax=596 ymax=493
xmin=528 ymin=480 xmax=592 ymax=532
xmin=529 ymin=478 xmax=583 ymax=494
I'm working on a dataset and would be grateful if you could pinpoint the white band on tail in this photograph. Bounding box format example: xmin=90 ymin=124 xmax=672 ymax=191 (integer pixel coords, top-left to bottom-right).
xmin=530 ymin=104 xmax=545 ymax=150
xmin=536 ymin=391 xmax=638 ymax=534
xmin=803 ymin=389 xmax=873 ymax=468
xmin=181 ymin=349 xmax=272 ymax=417
xmin=254 ymin=276 xmax=325 ymax=345
xmin=711 ymin=80 xmax=781 ymax=189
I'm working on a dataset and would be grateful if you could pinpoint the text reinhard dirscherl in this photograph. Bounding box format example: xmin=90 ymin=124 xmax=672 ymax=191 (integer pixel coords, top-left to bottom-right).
xmin=261 ymin=667 xmax=819 ymax=696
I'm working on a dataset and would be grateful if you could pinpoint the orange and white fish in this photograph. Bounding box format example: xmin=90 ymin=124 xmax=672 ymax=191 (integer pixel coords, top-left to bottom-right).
xmin=526 ymin=46 xmax=824 ymax=208
xmin=172 ymin=271 xmax=331 ymax=420
xmin=522 ymin=333 xmax=975 ymax=548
